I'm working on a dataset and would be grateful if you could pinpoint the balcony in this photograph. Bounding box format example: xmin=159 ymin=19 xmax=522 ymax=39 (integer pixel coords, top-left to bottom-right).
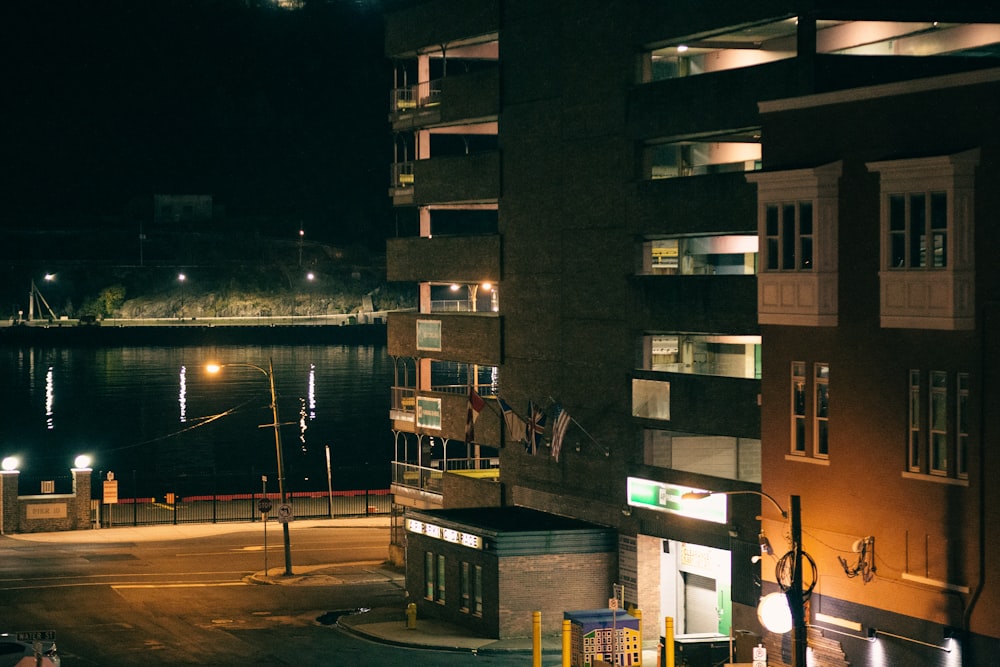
xmin=387 ymin=311 xmax=501 ymax=365
xmin=391 ymin=460 xmax=500 ymax=497
xmin=390 ymin=385 xmax=501 ymax=445
xmin=628 ymin=59 xmax=803 ymax=140
xmin=631 ymin=172 xmax=756 ymax=237
xmin=391 ymin=151 xmax=500 ymax=207
xmin=633 ymin=275 xmax=758 ymax=333
xmin=390 ymin=68 xmax=500 ymax=131
xmin=387 ymin=234 xmax=500 ymax=284
xmin=632 ymin=370 xmax=761 ymax=437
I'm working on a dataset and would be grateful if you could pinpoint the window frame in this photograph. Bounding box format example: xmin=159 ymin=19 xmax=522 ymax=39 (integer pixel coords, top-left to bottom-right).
xmin=791 ymin=362 xmax=806 ymax=455
xmin=813 ymin=363 xmax=830 ymax=459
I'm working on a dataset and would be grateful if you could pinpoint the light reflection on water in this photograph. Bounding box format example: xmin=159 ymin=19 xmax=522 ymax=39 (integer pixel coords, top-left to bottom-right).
xmin=2 ymin=344 xmax=391 ymax=495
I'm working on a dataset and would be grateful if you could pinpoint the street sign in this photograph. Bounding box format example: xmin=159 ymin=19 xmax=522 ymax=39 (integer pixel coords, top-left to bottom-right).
xmin=16 ymin=631 xmax=56 ymax=642
xmin=277 ymin=503 xmax=293 ymax=524
xmin=103 ymin=479 xmax=119 ymax=504
xmin=753 ymin=644 xmax=767 ymax=667
xmin=258 ymin=498 xmax=273 ymax=514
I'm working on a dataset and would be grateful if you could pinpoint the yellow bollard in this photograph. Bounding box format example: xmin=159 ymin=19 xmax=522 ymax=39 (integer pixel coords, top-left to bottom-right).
xmin=533 ymin=611 xmax=542 ymax=667
xmin=405 ymin=602 xmax=417 ymax=629
xmin=633 ymin=608 xmax=643 ymax=666
xmin=665 ymin=616 xmax=675 ymax=667
xmin=562 ymin=618 xmax=572 ymax=667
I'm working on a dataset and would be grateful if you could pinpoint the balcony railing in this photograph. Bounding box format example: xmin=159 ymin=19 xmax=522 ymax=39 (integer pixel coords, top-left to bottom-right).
xmin=391 ymin=459 xmax=500 ymax=494
xmin=391 ymin=161 xmax=414 ymax=188
xmin=390 ymin=79 xmax=442 ymax=112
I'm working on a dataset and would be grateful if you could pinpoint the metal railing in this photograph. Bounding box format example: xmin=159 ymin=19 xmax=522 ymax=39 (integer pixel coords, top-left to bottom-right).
xmin=391 ymin=460 xmax=499 ymax=494
xmin=391 ymin=161 xmax=414 ymax=188
xmin=97 ymin=489 xmax=391 ymax=528
xmin=390 ymin=80 xmax=442 ymax=112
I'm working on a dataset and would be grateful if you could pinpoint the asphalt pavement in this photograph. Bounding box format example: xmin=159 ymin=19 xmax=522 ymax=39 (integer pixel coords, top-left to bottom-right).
xmin=6 ymin=518 xmax=660 ymax=663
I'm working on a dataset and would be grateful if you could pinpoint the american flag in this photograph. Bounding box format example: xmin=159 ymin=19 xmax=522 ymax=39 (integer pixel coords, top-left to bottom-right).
xmin=525 ymin=401 xmax=546 ymax=455
xmin=550 ymin=404 xmax=571 ymax=462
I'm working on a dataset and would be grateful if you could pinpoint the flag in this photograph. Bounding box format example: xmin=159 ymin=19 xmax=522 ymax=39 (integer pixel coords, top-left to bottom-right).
xmin=525 ymin=401 xmax=546 ymax=455
xmin=551 ymin=404 xmax=571 ymax=462
xmin=465 ymin=387 xmax=486 ymax=443
xmin=498 ymin=397 xmax=525 ymax=446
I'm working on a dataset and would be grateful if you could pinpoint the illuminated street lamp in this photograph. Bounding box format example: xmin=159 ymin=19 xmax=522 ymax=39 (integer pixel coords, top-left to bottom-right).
xmin=683 ymin=490 xmax=806 ymax=667
xmin=206 ymin=359 xmax=293 ymax=576
xmin=177 ymin=273 xmax=186 ymax=317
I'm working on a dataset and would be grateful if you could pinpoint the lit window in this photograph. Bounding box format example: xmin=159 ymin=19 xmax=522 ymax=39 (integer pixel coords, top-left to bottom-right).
xmin=930 ymin=371 xmax=948 ymax=475
xmin=905 ymin=370 xmax=970 ymax=483
xmin=792 ymin=362 xmax=806 ymax=454
xmin=814 ymin=364 xmax=829 ymax=458
xmin=424 ymin=552 xmax=434 ymax=600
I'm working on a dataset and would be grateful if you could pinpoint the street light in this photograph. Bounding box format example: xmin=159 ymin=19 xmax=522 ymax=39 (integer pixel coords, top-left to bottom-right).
xmin=206 ymin=359 xmax=293 ymax=576
xmin=177 ymin=273 xmax=186 ymax=317
xmin=683 ymin=490 xmax=806 ymax=667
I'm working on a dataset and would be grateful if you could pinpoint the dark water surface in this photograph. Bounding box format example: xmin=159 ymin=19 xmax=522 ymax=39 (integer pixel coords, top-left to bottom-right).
xmin=0 ymin=344 xmax=392 ymax=496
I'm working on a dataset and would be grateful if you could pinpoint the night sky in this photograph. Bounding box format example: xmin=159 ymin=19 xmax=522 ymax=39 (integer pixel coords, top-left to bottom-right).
xmin=1 ymin=0 xmax=391 ymax=246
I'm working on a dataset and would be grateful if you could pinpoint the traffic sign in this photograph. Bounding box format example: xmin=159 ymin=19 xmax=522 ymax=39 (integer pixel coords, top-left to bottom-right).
xmin=278 ymin=503 xmax=293 ymax=524
xmin=258 ymin=498 xmax=273 ymax=514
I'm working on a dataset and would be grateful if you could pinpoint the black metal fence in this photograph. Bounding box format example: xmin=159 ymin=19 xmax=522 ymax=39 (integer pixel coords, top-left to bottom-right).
xmin=98 ymin=489 xmax=391 ymax=528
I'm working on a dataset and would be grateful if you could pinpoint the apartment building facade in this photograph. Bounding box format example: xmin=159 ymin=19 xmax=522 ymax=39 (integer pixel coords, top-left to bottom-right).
xmin=384 ymin=0 xmax=1000 ymax=661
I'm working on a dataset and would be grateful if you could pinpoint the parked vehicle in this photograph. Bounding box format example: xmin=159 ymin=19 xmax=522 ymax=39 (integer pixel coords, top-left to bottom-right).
xmin=0 ymin=632 xmax=60 ymax=666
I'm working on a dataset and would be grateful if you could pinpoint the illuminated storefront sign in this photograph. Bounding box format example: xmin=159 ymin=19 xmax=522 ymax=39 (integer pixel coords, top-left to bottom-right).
xmin=406 ymin=518 xmax=483 ymax=549
xmin=625 ymin=477 xmax=727 ymax=524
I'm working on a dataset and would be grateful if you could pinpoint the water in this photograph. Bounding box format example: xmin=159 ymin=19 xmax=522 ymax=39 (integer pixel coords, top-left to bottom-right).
xmin=0 ymin=344 xmax=392 ymax=497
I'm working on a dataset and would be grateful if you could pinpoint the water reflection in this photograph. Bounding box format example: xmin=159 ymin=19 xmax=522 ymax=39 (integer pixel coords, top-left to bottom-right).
xmin=178 ymin=365 xmax=187 ymax=423
xmin=45 ymin=366 xmax=54 ymax=430
xmin=2 ymin=344 xmax=391 ymax=495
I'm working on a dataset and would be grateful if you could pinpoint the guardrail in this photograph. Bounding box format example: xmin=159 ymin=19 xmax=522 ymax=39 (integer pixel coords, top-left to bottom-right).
xmin=96 ymin=489 xmax=391 ymax=527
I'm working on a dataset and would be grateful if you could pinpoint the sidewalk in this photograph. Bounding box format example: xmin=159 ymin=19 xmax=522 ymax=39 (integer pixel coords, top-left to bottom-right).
xmin=246 ymin=559 xmax=559 ymax=654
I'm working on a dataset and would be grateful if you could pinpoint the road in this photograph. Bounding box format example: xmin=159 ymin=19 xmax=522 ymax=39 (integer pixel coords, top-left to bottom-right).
xmin=0 ymin=522 xmax=532 ymax=666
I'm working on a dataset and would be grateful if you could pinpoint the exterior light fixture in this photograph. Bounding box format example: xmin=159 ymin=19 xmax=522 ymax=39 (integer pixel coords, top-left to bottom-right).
xmin=677 ymin=44 xmax=689 ymax=52
xmin=682 ymin=489 xmax=805 ymax=667
xmin=2 ymin=457 xmax=20 ymax=472
xmin=73 ymin=455 xmax=93 ymax=470
xmin=206 ymin=359 xmax=293 ymax=576
xmin=758 ymin=592 xmax=792 ymax=634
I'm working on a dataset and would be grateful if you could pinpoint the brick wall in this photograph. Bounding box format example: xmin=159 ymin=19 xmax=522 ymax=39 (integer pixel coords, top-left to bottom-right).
xmin=1 ymin=470 xmax=92 ymax=534
xmin=441 ymin=473 xmax=503 ymax=508
xmin=498 ymin=551 xmax=616 ymax=637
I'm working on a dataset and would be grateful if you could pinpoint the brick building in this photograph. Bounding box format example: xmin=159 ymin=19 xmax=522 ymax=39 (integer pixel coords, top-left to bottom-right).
xmin=383 ymin=1 xmax=1000 ymax=662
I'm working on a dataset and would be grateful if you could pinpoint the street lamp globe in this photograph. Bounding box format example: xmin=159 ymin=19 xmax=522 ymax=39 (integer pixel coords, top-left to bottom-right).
xmin=2 ymin=457 xmax=19 ymax=472
xmin=74 ymin=455 xmax=93 ymax=470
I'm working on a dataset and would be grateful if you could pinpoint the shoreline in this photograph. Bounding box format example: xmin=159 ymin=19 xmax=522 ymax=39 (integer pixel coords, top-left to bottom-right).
xmin=0 ymin=321 xmax=388 ymax=346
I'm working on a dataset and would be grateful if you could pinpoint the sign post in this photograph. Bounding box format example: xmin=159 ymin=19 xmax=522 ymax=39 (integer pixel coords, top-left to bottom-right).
xmin=103 ymin=472 xmax=118 ymax=528
xmin=258 ymin=476 xmax=271 ymax=578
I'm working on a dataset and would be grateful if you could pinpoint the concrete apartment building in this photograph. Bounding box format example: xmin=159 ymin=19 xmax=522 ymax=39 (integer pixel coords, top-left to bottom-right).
xmin=384 ymin=1 xmax=1000 ymax=663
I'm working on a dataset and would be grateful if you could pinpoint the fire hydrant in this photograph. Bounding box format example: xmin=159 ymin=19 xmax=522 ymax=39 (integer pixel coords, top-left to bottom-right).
xmin=406 ymin=602 xmax=417 ymax=629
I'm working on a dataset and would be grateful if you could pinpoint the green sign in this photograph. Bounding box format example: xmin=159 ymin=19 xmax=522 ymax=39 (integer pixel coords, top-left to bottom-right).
xmin=416 ymin=319 xmax=442 ymax=351
xmin=416 ymin=396 xmax=442 ymax=430
xmin=625 ymin=477 xmax=727 ymax=524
